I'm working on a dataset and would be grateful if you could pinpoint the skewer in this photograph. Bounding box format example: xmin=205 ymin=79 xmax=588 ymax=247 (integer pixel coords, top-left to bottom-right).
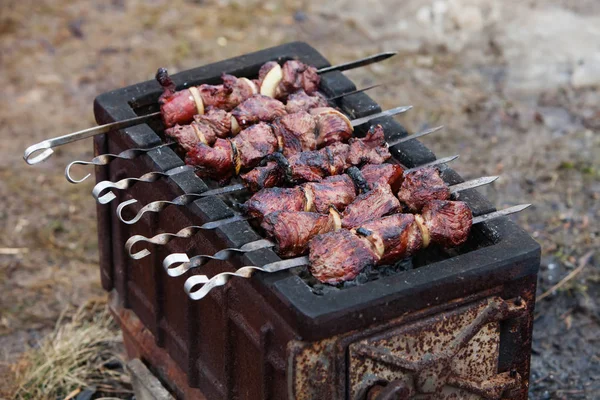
xmin=159 ymin=175 xmax=495 ymax=277
xmin=115 ymin=105 xmax=413 ymax=224
xmin=23 ymin=52 xmax=397 ymax=165
xmin=92 ymin=166 xmax=194 ymax=204
xmin=64 ymin=142 xmax=176 ymax=184
xmin=183 ymin=204 xmax=531 ymax=300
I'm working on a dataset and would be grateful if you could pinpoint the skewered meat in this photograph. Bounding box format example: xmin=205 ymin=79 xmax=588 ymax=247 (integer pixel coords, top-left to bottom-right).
xmin=309 ymin=200 xmax=472 ymax=283
xmin=348 ymin=125 xmax=390 ymax=165
xmin=258 ymin=61 xmax=320 ymax=100
xmin=420 ymin=200 xmax=472 ymax=248
xmin=164 ymin=124 xmax=204 ymax=152
xmin=261 ymin=209 xmax=340 ymax=257
xmin=308 ymin=229 xmax=380 ymax=285
xmin=303 ymin=175 xmax=357 ymax=213
xmin=359 ymin=214 xmax=423 ymax=264
xmin=280 ymin=60 xmax=320 ymax=97
xmin=194 ymin=108 xmax=232 ymax=138
xmin=242 ymin=187 xmax=308 ymax=220
xmin=239 ymin=161 xmax=282 ymax=193
xmin=231 ymin=123 xmax=278 ymax=170
xmin=189 ymin=108 xmax=355 ymax=181
xmin=231 ymin=95 xmax=286 ymax=129
xmin=185 ymin=138 xmax=234 ymax=182
xmin=361 ymin=163 xmax=404 ymax=193
xmin=157 ymin=69 xmax=259 ymax=128
xmin=341 ymin=183 xmax=402 ymax=229
xmin=397 ymin=167 xmax=450 ymax=212
xmin=285 ymin=90 xmax=328 ymax=113
xmin=239 ymin=125 xmax=390 ymax=190
xmin=272 ymin=112 xmax=317 ymax=156
xmin=311 ymin=107 xmax=353 ymax=147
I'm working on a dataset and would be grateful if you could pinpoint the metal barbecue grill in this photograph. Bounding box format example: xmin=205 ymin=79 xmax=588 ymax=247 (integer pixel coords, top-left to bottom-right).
xmin=92 ymin=42 xmax=540 ymax=399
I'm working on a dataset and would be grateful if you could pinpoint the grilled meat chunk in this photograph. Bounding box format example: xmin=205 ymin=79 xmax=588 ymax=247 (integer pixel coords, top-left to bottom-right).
xmin=194 ymin=108 xmax=231 ymax=139
xmin=272 ymin=111 xmax=317 ymax=156
xmin=361 ymin=163 xmax=404 ymax=193
xmin=304 ymin=175 xmax=357 ymax=213
xmin=221 ymin=73 xmax=258 ymax=108
xmin=421 ymin=200 xmax=472 ymax=248
xmin=287 ymin=150 xmax=332 ymax=183
xmin=280 ymin=60 xmax=320 ymax=98
xmin=347 ymin=125 xmax=390 ymax=165
xmin=397 ymin=167 xmax=450 ymax=212
xmin=359 ymin=214 xmax=423 ymax=264
xmin=341 ymin=183 xmax=402 ymax=229
xmin=158 ymin=89 xmax=199 ymax=128
xmin=231 ymin=95 xmax=286 ymax=129
xmin=309 ymin=229 xmax=379 ymax=284
xmin=261 ymin=210 xmax=338 ymax=257
xmin=186 ymin=139 xmax=234 ymax=182
xmin=164 ymin=124 xmax=203 ymax=152
xmin=243 ymin=187 xmax=307 ymax=220
xmin=231 ymin=123 xmax=278 ymax=170
xmin=240 ymin=162 xmax=283 ymax=193
xmin=285 ymin=90 xmax=328 ymax=113
xmin=311 ymin=108 xmax=354 ymax=147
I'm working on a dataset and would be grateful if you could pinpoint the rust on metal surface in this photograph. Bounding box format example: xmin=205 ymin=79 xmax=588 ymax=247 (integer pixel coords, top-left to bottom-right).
xmin=348 ymin=296 xmax=526 ymax=399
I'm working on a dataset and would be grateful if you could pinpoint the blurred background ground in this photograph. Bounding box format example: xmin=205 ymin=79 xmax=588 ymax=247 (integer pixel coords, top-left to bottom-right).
xmin=0 ymin=0 xmax=598 ymax=398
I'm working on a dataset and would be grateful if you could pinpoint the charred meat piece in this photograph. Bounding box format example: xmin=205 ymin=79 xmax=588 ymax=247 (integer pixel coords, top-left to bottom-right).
xmin=240 ymin=161 xmax=283 ymax=193
xmin=311 ymin=108 xmax=354 ymax=147
xmin=309 ymin=229 xmax=380 ymax=284
xmin=164 ymin=124 xmax=203 ymax=152
xmin=261 ymin=210 xmax=338 ymax=257
xmin=186 ymin=138 xmax=234 ymax=182
xmin=341 ymin=183 xmax=402 ymax=229
xmin=397 ymin=167 xmax=450 ymax=212
xmin=304 ymin=175 xmax=357 ymax=213
xmin=361 ymin=163 xmax=404 ymax=193
xmin=231 ymin=123 xmax=278 ymax=170
xmin=420 ymin=200 xmax=472 ymax=248
xmin=272 ymin=111 xmax=317 ymax=156
xmin=347 ymin=125 xmax=391 ymax=165
xmin=359 ymin=214 xmax=423 ymax=264
xmin=231 ymin=95 xmax=286 ymax=129
xmin=285 ymin=90 xmax=328 ymax=113
xmin=242 ymin=187 xmax=307 ymax=220
xmin=280 ymin=60 xmax=320 ymax=98
xmin=287 ymin=151 xmax=332 ymax=183
xmin=194 ymin=108 xmax=231 ymax=139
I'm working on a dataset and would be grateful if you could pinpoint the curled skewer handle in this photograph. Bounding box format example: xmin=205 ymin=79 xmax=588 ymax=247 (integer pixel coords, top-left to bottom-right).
xmin=23 ymin=111 xmax=161 ymax=165
xmin=65 ymin=142 xmax=175 ymax=184
xmin=184 ymin=256 xmax=309 ymax=300
xmin=117 ymin=193 xmax=201 ymax=224
xmin=162 ymin=239 xmax=274 ymax=277
xmin=125 ymin=224 xmax=206 ymax=260
xmin=92 ymin=165 xmax=192 ymax=205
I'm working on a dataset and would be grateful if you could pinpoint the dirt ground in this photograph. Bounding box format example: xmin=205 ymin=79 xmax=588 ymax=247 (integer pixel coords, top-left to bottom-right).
xmin=0 ymin=0 xmax=598 ymax=398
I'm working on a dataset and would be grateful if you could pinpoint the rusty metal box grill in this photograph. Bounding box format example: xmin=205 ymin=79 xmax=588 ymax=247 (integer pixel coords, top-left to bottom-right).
xmin=93 ymin=42 xmax=541 ymax=399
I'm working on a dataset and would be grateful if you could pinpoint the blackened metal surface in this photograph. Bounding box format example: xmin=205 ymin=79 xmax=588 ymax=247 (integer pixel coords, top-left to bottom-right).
xmin=94 ymin=42 xmax=540 ymax=399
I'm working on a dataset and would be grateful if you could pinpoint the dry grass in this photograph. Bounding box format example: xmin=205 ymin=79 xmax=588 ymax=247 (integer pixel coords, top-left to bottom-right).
xmin=9 ymin=299 xmax=132 ymax=400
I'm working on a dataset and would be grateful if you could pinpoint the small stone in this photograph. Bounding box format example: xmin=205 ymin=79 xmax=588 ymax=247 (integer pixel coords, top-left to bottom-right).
xmin=217 ymin=36 xmax=227 ymax=47
xmin=294 ymin=11 xmax=307 ymax=22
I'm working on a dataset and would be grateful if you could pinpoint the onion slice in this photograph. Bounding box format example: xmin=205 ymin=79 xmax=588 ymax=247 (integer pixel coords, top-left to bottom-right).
xmin=259 ymin=64 xmax=283 ymax=98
